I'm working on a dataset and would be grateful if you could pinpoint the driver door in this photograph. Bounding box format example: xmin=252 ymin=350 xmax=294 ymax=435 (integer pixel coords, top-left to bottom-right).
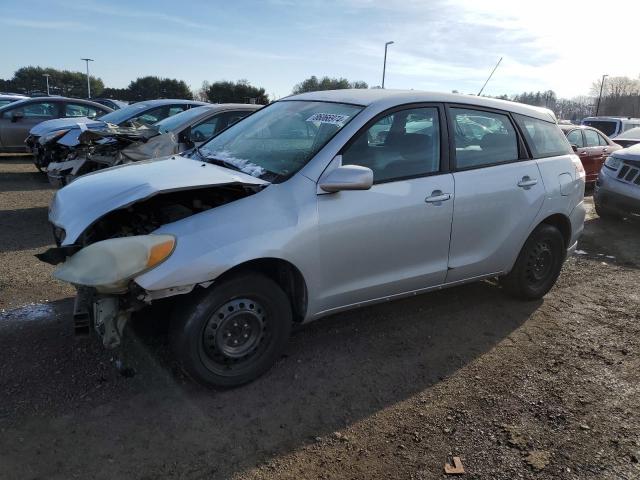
xmin=315 ymin=105 xmax=454 ymax=313
xmin=1 ymin=101 xmax=60 ymax=151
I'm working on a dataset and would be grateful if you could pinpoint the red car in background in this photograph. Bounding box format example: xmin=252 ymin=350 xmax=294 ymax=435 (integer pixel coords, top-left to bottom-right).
xmin=560 ymin=125 xmax=621 ymax=184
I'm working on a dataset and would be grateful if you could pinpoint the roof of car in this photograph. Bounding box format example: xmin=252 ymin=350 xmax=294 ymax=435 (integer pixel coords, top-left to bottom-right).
xmin=284 ymin=89 xmax=557 ymax=122
xmin=0 ymin=94 xmax=28 ymax=100
xmin=614 ymin=126 xmax=640 ymax=140
xmin=559 ymin=124 xmax=592 ymax=131
xmin=0 ymin=96 xmax=111 ymax=111
xmin=128 ymin=99 xmax=208 ymax=107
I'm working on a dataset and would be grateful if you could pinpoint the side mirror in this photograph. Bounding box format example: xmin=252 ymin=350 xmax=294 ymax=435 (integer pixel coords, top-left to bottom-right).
xmin=319 ymin=165 xmax=373 ymax=193
xmin=11 ymin=111 xmax=24 ymax=122
xmin=571 ymin=144 xmax=578 ymax=152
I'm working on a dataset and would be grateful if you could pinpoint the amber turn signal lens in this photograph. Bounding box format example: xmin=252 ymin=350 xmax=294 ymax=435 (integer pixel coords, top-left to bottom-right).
xmin=147 ymin=238 xmax=175 ymax=268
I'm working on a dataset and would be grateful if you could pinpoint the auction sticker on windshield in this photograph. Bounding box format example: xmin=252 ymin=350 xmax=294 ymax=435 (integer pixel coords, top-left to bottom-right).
xmin=306 ymin=113 xmax=350 ymax=126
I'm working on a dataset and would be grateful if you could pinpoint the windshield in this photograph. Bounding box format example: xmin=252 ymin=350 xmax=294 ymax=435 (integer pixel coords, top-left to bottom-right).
xmin=155 ymin=106 xmax=210 ymax=134
xmin=197 ymin=100 xmax=362 ymax=180
xmin=98 ymin=103 xmax=150 ymax=125
xmin=583 ymin=120 xmax=617 ymax=137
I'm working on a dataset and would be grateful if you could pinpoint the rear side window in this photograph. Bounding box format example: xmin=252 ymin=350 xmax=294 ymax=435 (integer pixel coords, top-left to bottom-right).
xmin=566 ymin=130 xmax=584 ymax=148
xmin=451 ymin=108 xmax=518 ymax=169
xmin=514 ymin=114 xmax=572 ymax=158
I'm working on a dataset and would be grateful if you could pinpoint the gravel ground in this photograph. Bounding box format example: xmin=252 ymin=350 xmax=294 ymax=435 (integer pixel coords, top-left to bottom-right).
xmin=0 ymin=157 xmax=639 ymax=480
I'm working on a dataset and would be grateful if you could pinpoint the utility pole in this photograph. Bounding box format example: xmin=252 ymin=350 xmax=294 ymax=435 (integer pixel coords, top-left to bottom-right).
xmin=478 ymin=57 xmax=503 ymax=96
xmin=595 ymin=74 xmax=608 ymax=116
xmin=81 ymin=58 xmax=94 ymax=98
xmin=43 ymin=74 xmax=50 ymax=96
xmin=381 ymin=41 xmax=394 ymax=89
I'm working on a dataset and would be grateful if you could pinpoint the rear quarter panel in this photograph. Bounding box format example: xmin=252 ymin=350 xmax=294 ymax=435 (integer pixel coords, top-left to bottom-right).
xmin=532 ymin=153 xmax=585 ymax=250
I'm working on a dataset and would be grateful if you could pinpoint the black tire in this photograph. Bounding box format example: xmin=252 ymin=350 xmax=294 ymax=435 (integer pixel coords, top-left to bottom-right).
xmin=170 ymin=273 xmax=292 ymax=387
xmin=501 ymin=224 xmax=565 ymax=300
xmin=594 ymin=201 xmax=623 ymax=221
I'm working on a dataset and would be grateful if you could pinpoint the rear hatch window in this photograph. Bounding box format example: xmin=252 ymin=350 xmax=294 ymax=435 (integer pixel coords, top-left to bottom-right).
xmin=583 ymin=120 xmax=617 ymax=137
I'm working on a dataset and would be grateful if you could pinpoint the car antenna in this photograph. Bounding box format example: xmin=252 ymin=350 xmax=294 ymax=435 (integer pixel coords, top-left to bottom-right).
xmin=477 ymin=57 xmax=503 ymax=96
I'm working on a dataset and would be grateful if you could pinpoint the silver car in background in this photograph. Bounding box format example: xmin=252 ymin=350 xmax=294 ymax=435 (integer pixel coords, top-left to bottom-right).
xmin=42 ymin=90 xmax=586 ymax=387
xmin=46 ymin=104 xmax=262 ymax=186
xmin=594 ymin=144 xmax=640 ymax=219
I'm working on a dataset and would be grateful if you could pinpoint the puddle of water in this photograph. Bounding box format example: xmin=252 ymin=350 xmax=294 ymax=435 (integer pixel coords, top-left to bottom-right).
xmin=0 ymin=302 xmax=56 ymax=322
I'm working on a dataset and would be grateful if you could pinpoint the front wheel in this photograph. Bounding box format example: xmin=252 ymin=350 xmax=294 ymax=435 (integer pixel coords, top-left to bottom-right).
xmin=170 ymin=273 xmax=292 ymax=387
xmin=501 ymin=224 xmax=565 ymax=300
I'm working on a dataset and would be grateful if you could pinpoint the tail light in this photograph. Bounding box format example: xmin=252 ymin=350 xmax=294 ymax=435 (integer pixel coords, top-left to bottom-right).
xmin=572 ymin=156 xmax=585 ymax=180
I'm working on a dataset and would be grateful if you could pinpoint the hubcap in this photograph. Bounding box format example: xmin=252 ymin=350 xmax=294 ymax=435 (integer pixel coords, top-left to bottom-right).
xmin=527 ymin=241 xmax=553 ymax=283
xmin=203 ymin=298 xmax=267 ymax=362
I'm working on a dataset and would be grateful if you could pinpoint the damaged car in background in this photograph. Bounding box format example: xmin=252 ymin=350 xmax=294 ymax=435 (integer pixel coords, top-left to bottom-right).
xmin=25 ymin=98 xmax=207 ymax=172
xmin=39 ymin=90 xmax=585 ymax=387
xmin=45 ymin=104 xmax=261 ymax=186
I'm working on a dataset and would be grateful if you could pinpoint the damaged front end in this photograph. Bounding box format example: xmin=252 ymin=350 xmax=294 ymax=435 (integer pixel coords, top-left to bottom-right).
xmin=39 ymin=156 xmax=269 ymax=349
xmin=46 ymin=126 xmax=177 ymax=187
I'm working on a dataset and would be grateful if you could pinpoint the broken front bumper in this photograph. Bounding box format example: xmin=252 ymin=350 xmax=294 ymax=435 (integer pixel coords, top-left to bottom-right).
xmin=73 ymin=287 xmax=143 ymax=349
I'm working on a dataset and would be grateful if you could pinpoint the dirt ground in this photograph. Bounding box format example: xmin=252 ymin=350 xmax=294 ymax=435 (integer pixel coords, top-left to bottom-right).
xmin=0 ymin=157 xmax=639 ymax=480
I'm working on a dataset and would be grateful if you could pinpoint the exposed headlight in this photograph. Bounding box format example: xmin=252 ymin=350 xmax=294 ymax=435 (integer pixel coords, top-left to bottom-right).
xmin=604 ymin=156 xmax=622 ymax=170
xmin=40 ymin=129 xmax=70 ymax=145
xmin=54 ymin=234 xmax=175 ymax=292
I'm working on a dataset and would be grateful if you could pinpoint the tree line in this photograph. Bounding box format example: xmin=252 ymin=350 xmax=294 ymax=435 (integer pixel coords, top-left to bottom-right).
xmin=491 ymin=75 xmax=640 ymax=121
xmin=0 ymin=67 xmax=367 ymax=105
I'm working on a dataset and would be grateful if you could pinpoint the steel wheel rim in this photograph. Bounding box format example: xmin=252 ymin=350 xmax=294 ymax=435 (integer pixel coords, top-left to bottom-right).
xmin=202 ymin=298 xmax=268 ymax=369
xmin=526 ymin=241 xmax=553 ymax=284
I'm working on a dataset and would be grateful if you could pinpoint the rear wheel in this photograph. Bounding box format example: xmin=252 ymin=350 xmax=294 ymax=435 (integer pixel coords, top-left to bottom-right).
xmin=170 ymin=273 xmax=292 ymax=387
xmin=501 ymin=224 xmax=565 ymax=300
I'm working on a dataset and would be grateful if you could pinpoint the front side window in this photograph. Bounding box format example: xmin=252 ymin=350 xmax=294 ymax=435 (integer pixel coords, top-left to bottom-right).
xmin=190 ymin=116 xmax=220 ymax=142
xmin=597 ymin=132 xmax=609 ymax=146
xmin=515 ymin=114 xmax=572 ymax=158
xmin=133 ymin=106 xmax=174 ymax=125
xmin=566 ymin=129 xmax=584 ymax=148
xmin=2 ymin=102 xmax=59 ymax=119
xmin=342 ymin=107 xmax=440 ymax=183
xmin=197 ymin=101 xmax=362 ymax=180
xmin=452 ymin=108 xmax=518 ymax=169
xmin=583 ymin=129 xmax=600 ymax=147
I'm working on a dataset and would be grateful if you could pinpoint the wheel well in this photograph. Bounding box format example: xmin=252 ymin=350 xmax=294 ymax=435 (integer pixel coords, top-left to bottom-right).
xmin=215 ymin=258 xmax=308 ymax=323
xmin=541 ymin=213 xmax=571 ymax=248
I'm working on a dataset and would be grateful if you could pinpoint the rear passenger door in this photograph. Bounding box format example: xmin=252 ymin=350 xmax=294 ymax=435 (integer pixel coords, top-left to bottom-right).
xmin=583 ymin=128 xmax=606 ymax=183
xmin=445 ymin=106 xmax=545 ymax=283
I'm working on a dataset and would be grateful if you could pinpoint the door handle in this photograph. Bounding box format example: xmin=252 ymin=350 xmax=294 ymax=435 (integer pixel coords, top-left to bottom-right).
xmin=517 ymin=176 xmax=538 ymax=189
xmin=425 ymin=190 xmax=451 ymax=203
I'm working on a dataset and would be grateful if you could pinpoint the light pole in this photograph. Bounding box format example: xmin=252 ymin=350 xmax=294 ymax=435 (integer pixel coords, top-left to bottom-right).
xmin=81 ymin=58 xmax=94 ymax=98
xmin=381 ymin=41 xmax=394 ymax=89
xmin=595 ymin=74 xmax=608 ymax=116
xmin=43 ymin=74 xmax=50 ymax=96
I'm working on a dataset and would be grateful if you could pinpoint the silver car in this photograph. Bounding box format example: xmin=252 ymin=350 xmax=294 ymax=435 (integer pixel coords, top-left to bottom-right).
xmin=594 ymin=144 xmax=640 ymax=219
xmin=42 ymin=90 xmax=586 ymax=387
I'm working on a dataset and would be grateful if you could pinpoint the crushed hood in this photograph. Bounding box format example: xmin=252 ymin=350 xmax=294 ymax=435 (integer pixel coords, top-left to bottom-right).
xmin=29 ymin=117 xmax=104 ymax=136
xmin=49 ymin=155 xmax=269 ymax=245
